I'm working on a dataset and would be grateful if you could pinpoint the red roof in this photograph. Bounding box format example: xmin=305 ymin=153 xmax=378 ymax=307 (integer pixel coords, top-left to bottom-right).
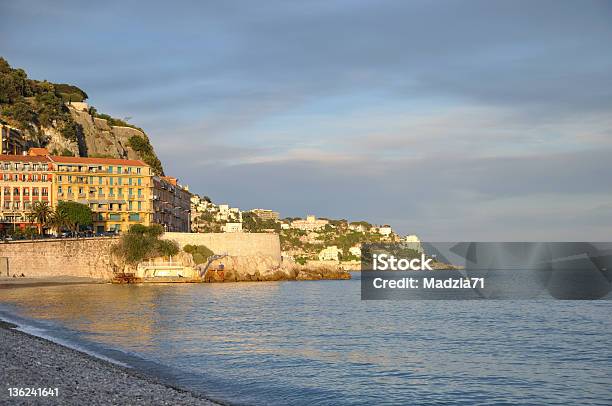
xmin=28 ymin=148 xmax=50 ymax=156
xmin=48 ymin=155 xmax=148 ymax=166
xmin=161 ymin=176 xmax=178 ymax=185
xmin=0 ymin=154 xmax=52 ymax=163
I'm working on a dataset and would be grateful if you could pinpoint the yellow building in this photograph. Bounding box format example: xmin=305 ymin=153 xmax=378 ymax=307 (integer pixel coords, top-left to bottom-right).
xmin=48 ymin=155 xmax=154 ymax=233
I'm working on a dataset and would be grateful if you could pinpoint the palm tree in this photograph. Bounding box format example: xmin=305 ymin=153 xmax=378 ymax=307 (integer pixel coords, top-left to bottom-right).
xmin=48 ymin=207 xmax=72 ymax=235
xmin=27 ymin=201 xmax=52 ymax=235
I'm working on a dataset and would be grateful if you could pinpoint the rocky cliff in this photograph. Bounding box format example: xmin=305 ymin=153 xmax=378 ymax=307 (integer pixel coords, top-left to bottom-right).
xmin=0 ymin=56 xmax=164 ymax=174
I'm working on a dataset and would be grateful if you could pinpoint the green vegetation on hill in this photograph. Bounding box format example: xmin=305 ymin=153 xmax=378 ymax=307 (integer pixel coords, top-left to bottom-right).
xmin=243 ymin=212 xmax=281 ymax=232
xmin=0 ymin=56 xmax=165 ymax=175
xmin=128 ymin=135 xmax=164 ymax=175
xmin=0 ymin=57 xmax=82 ymax=144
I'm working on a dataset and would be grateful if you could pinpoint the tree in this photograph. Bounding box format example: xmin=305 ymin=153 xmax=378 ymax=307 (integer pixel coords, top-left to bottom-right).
xmin=111 ymin=225 xmax=178 ymax=265
xmin=48 ymin=206 xmax=71 ymax=234
xmin=27 ymin=201 xmax=52 ymax=235
xmin=56 ymin=201 xmax=93 ymax=233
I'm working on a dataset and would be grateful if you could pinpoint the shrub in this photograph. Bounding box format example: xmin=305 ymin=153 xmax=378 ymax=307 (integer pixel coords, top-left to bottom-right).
xmin=112 ymin=224 xmax=178 ymax=264
xmin=183 ymin=244 xmax=213 ymax=264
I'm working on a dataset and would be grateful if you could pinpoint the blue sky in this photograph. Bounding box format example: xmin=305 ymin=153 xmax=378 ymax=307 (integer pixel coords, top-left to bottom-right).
xmin=2 ymin=0 xmax=612 ymax=239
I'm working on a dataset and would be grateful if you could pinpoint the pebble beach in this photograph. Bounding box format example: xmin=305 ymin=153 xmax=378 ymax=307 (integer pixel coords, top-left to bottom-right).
xmin=0 ymin=320 xmax=221 ymax=405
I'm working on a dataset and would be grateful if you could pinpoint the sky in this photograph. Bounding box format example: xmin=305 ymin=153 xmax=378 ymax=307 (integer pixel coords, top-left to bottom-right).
xmin=1 ymin=0 xmax=611 ymax=240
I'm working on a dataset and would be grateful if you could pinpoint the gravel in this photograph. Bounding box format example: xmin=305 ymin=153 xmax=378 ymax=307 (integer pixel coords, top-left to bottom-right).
xmin=0 ymin=321 xmax=222 ymax=405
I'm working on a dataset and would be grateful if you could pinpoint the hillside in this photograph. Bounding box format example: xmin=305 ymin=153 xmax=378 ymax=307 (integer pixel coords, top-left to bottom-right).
xmin=0 ymin=57 xmax=164 ymax=174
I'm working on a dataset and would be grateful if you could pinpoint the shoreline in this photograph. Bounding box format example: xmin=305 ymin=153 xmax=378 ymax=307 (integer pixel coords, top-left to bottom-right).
xmin=0 ymin=317 xmax=225 ymax=405
xmin=0 ymin=276 xmax=107 ymax=289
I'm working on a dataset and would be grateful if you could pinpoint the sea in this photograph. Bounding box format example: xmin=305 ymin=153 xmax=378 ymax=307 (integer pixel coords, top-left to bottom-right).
xmin=0 ymin=274 xmax=610 ymax=405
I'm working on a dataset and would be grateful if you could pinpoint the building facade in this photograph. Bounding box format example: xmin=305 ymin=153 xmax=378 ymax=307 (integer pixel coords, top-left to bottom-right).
xmin=291 ymin=215 xmax=329 ymax=231
xmin=152 ymin=176 xmax=191 ymax=232
xmin=0 ymin=155 xmax=53 ymax=232
xmin=49 ymin=155 xmax=154 ymax=233
xmin=318 ymin=245 xmax=342 ymax=261
xmin=222 ymin=222 xmax=243 ymax=233
xmin=250 ymin=208 xmax=279 ymax=221
xmin=1 ymin=122 xmax=26 ymax=155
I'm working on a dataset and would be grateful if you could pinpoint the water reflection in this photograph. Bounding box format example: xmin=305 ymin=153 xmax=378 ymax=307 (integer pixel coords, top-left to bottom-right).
xmin=1 ymin=281 xmax=611 ymax=405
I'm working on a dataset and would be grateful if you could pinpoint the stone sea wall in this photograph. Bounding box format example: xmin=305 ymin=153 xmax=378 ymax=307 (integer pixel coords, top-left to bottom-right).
xmin=0 ymin=233 xmax=351 ymax=282
xmin=0 ymin=238 xmax=117 ymax=279
xmin=0 ymin=233 xmax=282 ymax=281
xmin=163 ymin=232 xmax=281 ymax=261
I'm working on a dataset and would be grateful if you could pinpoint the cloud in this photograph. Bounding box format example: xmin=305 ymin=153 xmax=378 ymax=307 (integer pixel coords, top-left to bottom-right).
xmin=2 ymin=0 xmax=612 ymax=239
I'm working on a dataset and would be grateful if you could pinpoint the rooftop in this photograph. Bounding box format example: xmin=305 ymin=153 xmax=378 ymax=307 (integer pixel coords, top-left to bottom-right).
xmin=0 ymin=154 xmax=52 ymax=163
xmin=48 ymin=155 xmax=148 ymax=166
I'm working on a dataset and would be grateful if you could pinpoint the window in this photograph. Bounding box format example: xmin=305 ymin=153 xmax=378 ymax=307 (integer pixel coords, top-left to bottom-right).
xmin=118 ymin=188 xmax=123 ymax=196
xmin=109 ymin=177 xmax=114 ymax=185
xmin=13 ymin=188 xmax=19 ymax=196
xmin=117 ymin=166 xmax=122 ymax=174
xmin=137 ymin=178 xmax=142 ymax=186
xmin=128 ymin=201 xmax=133 ymax=210
xmin=137 ymin=201 xmax=142 ymax=211
xmin=136 ymin=167 xmax=141 ymax=174
xmin=33 ymin=187 xmax=39 ymax=196
xmin=42 ymin=188 xmax=48 ymax=196
xmin=137 ymin=189 xmax=142 ymax=197
xmin=109 ymin=213 xmax=121 ymax=221
xmin=129 ymin=213 xmax=140 ymax=221
xmin=109 ymin=188 xmax=114 ymax=197
xmin=118 ymin=177 xmax=122 ymax=185
xmin=107 ymin=166 xmax=113 ymax=173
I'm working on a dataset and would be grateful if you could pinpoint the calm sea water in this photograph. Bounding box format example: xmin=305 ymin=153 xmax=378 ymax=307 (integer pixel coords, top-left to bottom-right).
xmin=1 ymin=274 xmax=611 ymax=405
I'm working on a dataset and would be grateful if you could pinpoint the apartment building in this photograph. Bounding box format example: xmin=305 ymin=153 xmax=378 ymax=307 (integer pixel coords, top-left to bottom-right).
xmin=49 ymin=155 xmax=154 ymax=233
xmin=250 ymin=208 xmax=279 ymax=221
xmin=291 ymin=215 xmax=329 ymax=231
xmin=152 ymin=176 xmax=191 ymax=232
xmin=1 ymin=122 xmax=26 ymax=155
xmin=318 ymin=246 xmax=342 ymax=261
xmin=0 ymin=155 xmax=53 ymax=231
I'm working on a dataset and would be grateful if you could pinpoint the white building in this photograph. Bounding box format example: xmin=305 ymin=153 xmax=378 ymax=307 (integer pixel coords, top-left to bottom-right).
xmin=291 ymin=215 xmax=329 ymax=231
xmin=404 ymin=234 xmax=423 ymax=253
xmin=349 ymin=246 xmax=361 ymax=258
xmin=318 ymin=246 xmax=342 ymax=261
xmin=222 ymin=222 xmax=243 ymax=233
xmin=216 ymin=204 xmax=242 ymax=222
xmin=348 ymin=223 xmax=368 ymax=232
xmin=378 ymin=225 xmax=393 ymax=236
